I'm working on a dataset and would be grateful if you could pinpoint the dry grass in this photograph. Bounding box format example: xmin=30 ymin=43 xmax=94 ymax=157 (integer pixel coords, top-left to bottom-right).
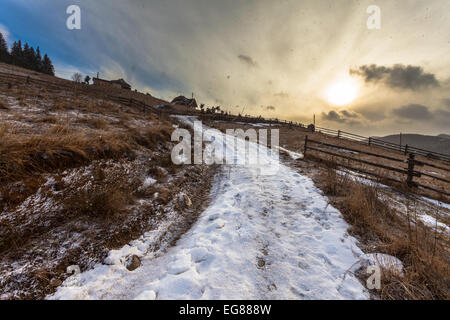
xmin=76 ymin=117 xmax=109 ymax=130
xmin=0 ymin=120 xmax=173 ymax=184
xmin=0 ymin=100 xmax=9 ymax=110
xmin=320 ymin=168 xmax=450 ymax=300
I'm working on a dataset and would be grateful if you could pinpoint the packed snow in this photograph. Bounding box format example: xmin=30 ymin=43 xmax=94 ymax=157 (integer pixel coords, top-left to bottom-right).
xmin=49 ymin=116 xmax=369 ymax=300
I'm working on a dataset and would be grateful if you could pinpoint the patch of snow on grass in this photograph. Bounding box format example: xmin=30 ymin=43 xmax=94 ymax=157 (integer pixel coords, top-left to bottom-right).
xmin=418 ymin=214 xmax=449 ymax=233
xmin=277 ymin=146 xmax=304 ymax=160
xmin=419 ymin=196 xmax=450 ymax=211
xmin=360 ymin=253 xmax=404 ymax=276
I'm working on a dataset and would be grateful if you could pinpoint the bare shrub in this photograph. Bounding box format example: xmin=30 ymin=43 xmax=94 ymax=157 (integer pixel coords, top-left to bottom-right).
xmin=65 ymin=184 xmax=130 ymax=218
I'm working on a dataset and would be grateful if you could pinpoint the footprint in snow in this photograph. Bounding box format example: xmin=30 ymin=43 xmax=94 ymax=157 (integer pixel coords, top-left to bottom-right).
xmin=208 ymin=213 xmax=220 ymax=221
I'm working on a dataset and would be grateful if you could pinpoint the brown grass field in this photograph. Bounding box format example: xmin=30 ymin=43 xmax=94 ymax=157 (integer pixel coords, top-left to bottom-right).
xmin=0 ymin=63 xmax=217 ymax=299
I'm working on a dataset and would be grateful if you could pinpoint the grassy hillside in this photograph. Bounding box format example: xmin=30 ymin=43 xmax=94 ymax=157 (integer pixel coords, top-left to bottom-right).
xmin=0 ymin=63 xmax=216 ymax=299
xmin=377 ymin=134 xmax=450 ymax=156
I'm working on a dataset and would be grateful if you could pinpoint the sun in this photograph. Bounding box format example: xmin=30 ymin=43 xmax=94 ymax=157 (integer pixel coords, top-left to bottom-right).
xmin=325 ymin=78 xmax=359 ymax=106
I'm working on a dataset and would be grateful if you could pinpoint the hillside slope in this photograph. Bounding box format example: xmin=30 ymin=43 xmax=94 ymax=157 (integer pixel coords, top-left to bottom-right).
xmin=376 ymin=134 xmax=450 ymax=156
xmin=0 ymin=65 xmax=216 ymax=299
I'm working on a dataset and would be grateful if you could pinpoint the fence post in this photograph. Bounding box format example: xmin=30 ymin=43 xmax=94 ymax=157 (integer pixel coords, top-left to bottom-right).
xmin=404 ymin=144 xmax=409 ymax=155
xmin=368 ymin=137 xmax=372 ymax=146
xmin=406 ymin=153 xmax=416 ymax=187
xmin=304 ymin=135 xmax=308 ymax=157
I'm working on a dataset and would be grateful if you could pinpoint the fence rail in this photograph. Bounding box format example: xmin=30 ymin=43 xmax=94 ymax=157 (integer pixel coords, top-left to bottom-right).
xmin=315 ymin=126 xmax=450 ymax=163
xmin=304 ymin=136 xmax=450 ymax=197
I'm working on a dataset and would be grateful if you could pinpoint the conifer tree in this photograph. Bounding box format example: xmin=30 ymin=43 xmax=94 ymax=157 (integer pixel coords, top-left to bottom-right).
xmin=23 ymin=43 xmax=32 ymax=69
xmin=0 ymin=32 xmax=9 ymax=63
xmin=5 ymin=37 xmax=55 ymax=75
xmin=10 ymin=40 xmax=23 ymax=66
xmin=42 ymin=54 xmax=55 ymax=75
xmin=35 ymin=46 xmax=42 ymax=72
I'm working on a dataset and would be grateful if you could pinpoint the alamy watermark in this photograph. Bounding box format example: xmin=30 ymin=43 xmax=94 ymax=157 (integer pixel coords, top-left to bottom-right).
xmin=366 ymin=265 xmax=381 ymax=290
xmin=66 ymin=5 xmax=81 ymax=30
xmin=367 ymin=5 xmax=381 ymax=30
xmin=171 ymin=121 xmax=280 ymax=176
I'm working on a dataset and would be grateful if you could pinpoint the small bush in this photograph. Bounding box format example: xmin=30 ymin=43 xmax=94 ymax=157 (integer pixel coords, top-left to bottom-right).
xmin=65 ymin=183 xmax=131 ymax=218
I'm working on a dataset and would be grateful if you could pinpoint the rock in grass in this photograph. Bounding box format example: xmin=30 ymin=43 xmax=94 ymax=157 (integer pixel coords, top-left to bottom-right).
xmin=126 ymin=255 xmax=141 ymax=271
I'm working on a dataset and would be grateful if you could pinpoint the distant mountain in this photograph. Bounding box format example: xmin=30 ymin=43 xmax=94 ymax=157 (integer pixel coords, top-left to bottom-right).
xmin=375 ymin=134 xmax=450 ymax=156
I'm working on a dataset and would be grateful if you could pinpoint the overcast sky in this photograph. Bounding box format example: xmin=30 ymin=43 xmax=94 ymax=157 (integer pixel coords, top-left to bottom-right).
xmin=1 ymin=0 xmax=449 ymax=135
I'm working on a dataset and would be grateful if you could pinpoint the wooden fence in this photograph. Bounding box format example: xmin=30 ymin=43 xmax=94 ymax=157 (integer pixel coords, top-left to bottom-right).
xmin=315 ymin=126 xmax=450 ymax=163
xmin=304 ymin=136 xmax=450 ymax=197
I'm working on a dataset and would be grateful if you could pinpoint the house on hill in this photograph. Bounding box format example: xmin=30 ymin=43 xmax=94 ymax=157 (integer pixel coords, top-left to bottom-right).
xmin=93 ymin=77 xmax=132 ymax=90
xmin=171 ymin=95 xmax=198 ymax=109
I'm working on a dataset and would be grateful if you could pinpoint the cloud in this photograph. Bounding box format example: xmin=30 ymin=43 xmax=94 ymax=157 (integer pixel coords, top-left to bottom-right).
xmin=0 ymin=24 xmax=10 ymax=44
xmin=392 ymin=104 xmax=433 ymax=120
xmin=340 ymin=110 xmax=358 ymax=118
xmin=321 ymin=110 xmax=361 ymax=126
xmin=237 ymin=55 xmax=257 ymax=68
xmin=322 ymin=111 xmax=344 ymax=122
xmin=351 ymin=64 xmax=439 ymax=91
xmin=6 ymin=0 xmax=450 ymax=136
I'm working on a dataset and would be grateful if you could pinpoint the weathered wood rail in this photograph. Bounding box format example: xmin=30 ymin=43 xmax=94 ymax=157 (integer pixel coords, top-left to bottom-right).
xmin=315 ymin=126 xmax=450 ymax=163
xmin=304 ymin=136 xmax=450 ymax=197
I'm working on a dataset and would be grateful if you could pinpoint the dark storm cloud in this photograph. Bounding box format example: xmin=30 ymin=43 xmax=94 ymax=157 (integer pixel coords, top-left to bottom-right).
xmin=322 ymin=111 xmax=345 ymax=123
xmin=238 ymin=55 xmax=257 ymax=67
xmin=351 ymin=64 xmax=439 ymax=91
xmin=357 ymin=109 xmax=387 ymax=122
xmin=321 ymin=110 xmax=361 ymax=125
xmin=322 ymin=110 xmax=361 ymax=123
xmin=340 ymin=110 xmax=358 ymax=118
xmin=392 ymin=104 xmax=433 ymax=120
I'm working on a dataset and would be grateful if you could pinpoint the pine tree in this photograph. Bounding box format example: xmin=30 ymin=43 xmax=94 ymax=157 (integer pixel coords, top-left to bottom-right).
xmin=35 ymin=46 xmax=42 ymax=72
xmin=0 ymin=32 xmax=9 ymax=63
xmin=23 ymin=43 xmax=32 ymax=69
xmin=10 ymin=40 xmax=23 ymax=66
xmin=42 ymin=54 xmax=54 ymax=76
xmin=29 ymin=46 xmax=37 ymax=71
xmin=5 ymin=37 xmax=55 ymax=75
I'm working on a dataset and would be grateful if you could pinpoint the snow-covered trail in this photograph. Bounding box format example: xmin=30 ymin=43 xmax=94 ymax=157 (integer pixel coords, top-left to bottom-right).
xmin=49 ymin=117 xmax=369 ymax=300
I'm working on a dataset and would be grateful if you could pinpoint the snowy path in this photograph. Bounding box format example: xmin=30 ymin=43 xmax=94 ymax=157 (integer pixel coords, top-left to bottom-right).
xmin=49 ymin=117 xmax=369 ymax=300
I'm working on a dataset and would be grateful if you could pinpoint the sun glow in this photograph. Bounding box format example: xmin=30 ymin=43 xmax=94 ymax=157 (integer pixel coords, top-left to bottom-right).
xmin=324 ymin=78 xmax=359 ymax=106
